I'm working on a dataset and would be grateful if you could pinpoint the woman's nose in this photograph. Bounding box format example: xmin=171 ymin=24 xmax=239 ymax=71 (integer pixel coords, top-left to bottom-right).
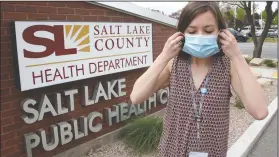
xmin=196 ymin=31 xmax=204 ymax=35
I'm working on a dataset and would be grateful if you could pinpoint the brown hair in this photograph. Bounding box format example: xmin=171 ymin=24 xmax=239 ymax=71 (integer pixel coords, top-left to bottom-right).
xmin=177 ymin=2 xmax=226 ymax=58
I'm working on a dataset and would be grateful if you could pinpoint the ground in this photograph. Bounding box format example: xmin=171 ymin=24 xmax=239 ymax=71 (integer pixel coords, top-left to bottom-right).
xmin=248 ymin=113 xmax=277 ymax=157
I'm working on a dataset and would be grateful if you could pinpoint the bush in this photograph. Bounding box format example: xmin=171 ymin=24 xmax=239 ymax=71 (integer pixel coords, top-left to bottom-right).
xmin=265 ymin=62 xmax=277 ymax=68
xmin=245 ymin=58 xmax=252 ymax=64
xmin=262 ymin=59 xmax=277 ymax=68
xmin=263 ymin=59 xmax=273 ymax=65
xmin=234 ymin=98 xmax=245 ymax=109
xmin=119 ymin=116 xmax=163 ymax=155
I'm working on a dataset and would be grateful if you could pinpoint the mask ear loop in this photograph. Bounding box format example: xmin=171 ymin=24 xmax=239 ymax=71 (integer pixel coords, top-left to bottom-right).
xmin=217 ymin=30 xmax=222 ymax=51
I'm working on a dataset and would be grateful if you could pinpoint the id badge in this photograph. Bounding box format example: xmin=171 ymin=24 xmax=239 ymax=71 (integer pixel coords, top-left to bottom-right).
xmin=189 ymin=152 xmax=208 ymax=157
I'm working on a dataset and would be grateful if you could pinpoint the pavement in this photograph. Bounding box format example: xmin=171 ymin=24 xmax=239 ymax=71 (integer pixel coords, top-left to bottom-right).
xmin=247 ymin=113 xmax=277 ymax=157
xmin=250 ymin=67 xmax=278 ymax=79
xmin=227 ymin=65 xmax=277 ymax=157
xmin=247 ymin=66 xmax=277 ymax=157
xmin=239 ymin=42 xmax=277 ymax=59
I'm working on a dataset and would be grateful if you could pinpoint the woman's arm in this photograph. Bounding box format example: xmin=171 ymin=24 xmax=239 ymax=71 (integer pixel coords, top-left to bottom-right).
xmin=130 ymin=32 xmax=184 ymax=104
xmin=230 ymin=56 xmax=268 ymax=120
xmin=130 ymin=56 xmax=172 ymax=104
xmin=219 ymin=29 xmax=268 ymax=120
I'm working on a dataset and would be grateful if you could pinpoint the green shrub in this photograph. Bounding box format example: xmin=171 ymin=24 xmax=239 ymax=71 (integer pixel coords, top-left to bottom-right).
xmin=234 ymin=98 xmax=245 ymax=109
xmin=119 ymin=116 xmax=163 ymax=155
xmin=248 ymin=37 xmax=278 ymax=43
xmin=245 ymin=58 xmax=252 ymax=64
xmin=265 ymin=62 xmax=277 ymax=68
xmin=263 ymin=59 xmax=273 ymax=65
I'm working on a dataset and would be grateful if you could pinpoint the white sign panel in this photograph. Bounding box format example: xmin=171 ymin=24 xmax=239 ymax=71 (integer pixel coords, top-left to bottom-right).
xmin=14 ymin=21 xmax=153 ymax=91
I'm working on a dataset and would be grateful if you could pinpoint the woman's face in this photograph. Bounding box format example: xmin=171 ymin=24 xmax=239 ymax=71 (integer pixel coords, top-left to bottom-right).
xmin=184 ymin=10 xmax=219 ymax=35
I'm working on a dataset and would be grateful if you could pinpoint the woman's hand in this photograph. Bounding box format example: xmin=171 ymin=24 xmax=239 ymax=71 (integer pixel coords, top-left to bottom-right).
xmin=130 ymin=32 xmax=184 ymax=104
xmin=218 ymin=29 xmax=242 ymax=59
xmin=219 ymin=30 xmax=268 ymax=120
xmin=161 ymin=32 xmax=184 ymax=61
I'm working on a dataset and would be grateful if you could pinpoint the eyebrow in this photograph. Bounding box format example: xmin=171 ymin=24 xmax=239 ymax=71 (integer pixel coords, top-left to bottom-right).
xmin=188 ymin=25 xmax=215 ymax=28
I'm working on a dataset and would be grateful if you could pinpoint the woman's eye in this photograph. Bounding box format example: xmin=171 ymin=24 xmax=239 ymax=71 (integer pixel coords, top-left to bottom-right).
xmin=205 ymin=31 xmax=214 ymax=34
xmin=188 ymin=31 xmax=195 ymax=34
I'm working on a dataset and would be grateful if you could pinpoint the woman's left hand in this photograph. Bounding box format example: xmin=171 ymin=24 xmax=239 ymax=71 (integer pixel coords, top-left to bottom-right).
xmin=218 ymin=29 xmax=242 ymax=59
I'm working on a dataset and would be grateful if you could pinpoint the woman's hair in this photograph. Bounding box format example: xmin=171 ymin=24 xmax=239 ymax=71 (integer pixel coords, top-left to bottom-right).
xmin=177 ymin=2 xmax=227 ymax=58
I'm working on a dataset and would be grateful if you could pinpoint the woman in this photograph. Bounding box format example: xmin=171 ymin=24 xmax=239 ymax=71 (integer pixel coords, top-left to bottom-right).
xmin=130 ymin=2 xmax=268 ymax=157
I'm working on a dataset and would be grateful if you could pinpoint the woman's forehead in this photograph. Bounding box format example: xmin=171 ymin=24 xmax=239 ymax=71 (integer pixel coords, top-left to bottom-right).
xmin=188 ymin=11 xmax=218 ymax=28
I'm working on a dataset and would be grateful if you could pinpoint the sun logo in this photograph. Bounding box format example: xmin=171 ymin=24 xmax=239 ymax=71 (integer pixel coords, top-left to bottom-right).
xmin=64 ymin=25 xmax=90 ymax=52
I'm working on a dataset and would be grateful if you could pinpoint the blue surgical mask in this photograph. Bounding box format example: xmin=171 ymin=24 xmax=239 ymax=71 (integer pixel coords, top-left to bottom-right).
xmin=182 ymin=34 xmax=221 ymax=58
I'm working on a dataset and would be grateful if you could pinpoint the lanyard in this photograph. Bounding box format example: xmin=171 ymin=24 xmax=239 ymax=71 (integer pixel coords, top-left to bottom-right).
xmin=190 ymin=76 xmax=209 ymax=138
xmin=188 ymin=58 xmax=212 ymax=149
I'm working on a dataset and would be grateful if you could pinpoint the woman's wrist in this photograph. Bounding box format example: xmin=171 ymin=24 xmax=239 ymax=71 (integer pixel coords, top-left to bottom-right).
xmin=157 ymin=52 xmax=172 ymax=65
xmin=231 ymin=53 xmax=251 ymax=75
xmin=230 ymin=53 xmax=243 ymax=63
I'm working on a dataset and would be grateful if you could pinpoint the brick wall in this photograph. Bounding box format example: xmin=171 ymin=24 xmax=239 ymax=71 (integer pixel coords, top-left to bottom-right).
xmin=0 ymin=1 xmax=176 ymax=157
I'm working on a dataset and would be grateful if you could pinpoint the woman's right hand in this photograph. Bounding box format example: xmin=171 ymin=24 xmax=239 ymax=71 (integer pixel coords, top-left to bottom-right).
xmin=130 ymin=32 xmax=183 ymax=104
xmin=161 ymin=32 xmax=185 ymax=61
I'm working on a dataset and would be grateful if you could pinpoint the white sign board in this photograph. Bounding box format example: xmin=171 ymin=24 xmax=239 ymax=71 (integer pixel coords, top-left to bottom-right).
xmin=13 ymin=21 xmax=153 ymax=91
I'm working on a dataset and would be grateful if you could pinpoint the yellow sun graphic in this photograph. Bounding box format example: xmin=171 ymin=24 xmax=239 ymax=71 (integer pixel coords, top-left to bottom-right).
xmin=64 ymin=25 xmax=90 ymax=52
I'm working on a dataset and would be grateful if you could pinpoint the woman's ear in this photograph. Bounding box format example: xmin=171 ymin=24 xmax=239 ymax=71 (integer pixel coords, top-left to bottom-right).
xmin=217 ymin=30 xmax=222 ymax=48
xmin=179 ymin=33 xmax=185 ymax=46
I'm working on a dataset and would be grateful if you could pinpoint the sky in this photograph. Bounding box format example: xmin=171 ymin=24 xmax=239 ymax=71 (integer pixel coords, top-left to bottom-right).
xmin=131 ymin=2 xmax=278 ymax=16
